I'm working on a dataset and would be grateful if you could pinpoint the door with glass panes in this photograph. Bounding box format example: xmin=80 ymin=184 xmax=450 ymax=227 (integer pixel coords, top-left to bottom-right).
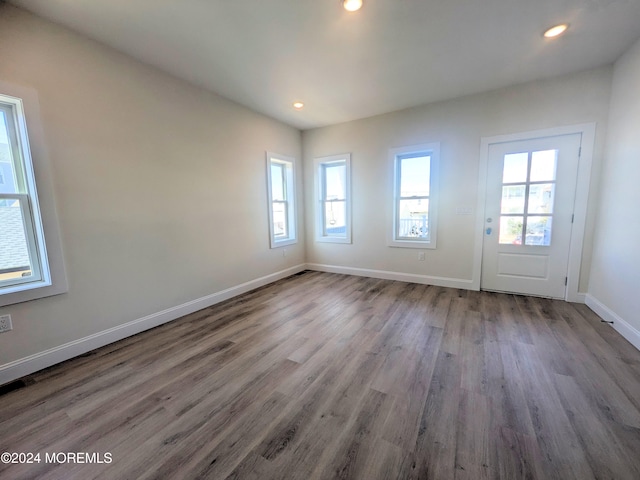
xmin=481 ymin=133 xmax=581 ymax=298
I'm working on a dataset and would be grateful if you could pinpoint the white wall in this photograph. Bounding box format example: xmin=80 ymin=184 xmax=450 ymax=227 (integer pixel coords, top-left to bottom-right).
xmin=303 ymin=68 xmax=612 ymax=290
xmin=0 ymin=5 xmax=303 ymax=372
xmin=587 ymin=36 xmax=640 ymax=348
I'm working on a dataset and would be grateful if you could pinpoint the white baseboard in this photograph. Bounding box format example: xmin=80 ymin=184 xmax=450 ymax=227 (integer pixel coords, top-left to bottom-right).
xmin=305 ymin=263 xmax=475 ymax=290
xmin=585 ymin=294 xmax=640 ymax=351
xmin=0 ymin=264 xmax=306 ymax=386
xmin=568 ymin=292 xmax=587 ymax=304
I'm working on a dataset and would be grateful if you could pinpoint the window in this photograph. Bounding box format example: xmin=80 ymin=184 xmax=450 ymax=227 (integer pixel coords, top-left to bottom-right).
xmin=389 ymin=143 xmax=439 ymax=249
xmin=314 ymin=154 xmax=351 ymax=243
xmin=1 ymin=96 xmax=46 ymax=292
xmin=266 ymin=152 xmax=297 ymax=248
xmin=0 ymin=91 xmax=66 ymax=306
xmin=498 ymin=149 xmax=557 ymax=246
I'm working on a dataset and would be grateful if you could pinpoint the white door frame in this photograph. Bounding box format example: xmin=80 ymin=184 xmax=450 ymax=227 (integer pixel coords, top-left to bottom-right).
xmin=472 ymin=123 xmax=596 ymax=302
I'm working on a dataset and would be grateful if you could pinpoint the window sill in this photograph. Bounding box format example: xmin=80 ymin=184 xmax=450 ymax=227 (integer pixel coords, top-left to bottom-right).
xmin=388 ymin=239 xmax=437 ymax=249
xmin=316 ymin=236 xmax=351 ymax=244
xmin=0 ymin=278 xmax=68 ymax=307
xmin=271 ymin=238 xmax=298 ymax=249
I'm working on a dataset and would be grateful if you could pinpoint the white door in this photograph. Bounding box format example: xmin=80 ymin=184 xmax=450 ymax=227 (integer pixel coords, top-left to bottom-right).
xmin=481 ymin=133 xmax=582 ymax=298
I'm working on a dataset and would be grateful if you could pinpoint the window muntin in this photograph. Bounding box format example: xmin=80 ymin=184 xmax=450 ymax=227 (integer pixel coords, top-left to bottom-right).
xmin=266 ymin=153 xmax=296 ymax=248
xmin=0 ymin=97 xmax=47 ymax=292
xmin=390 ymin=143 xmax=439 ymax=248
xmin=498 ymin=149 xmax=557 ymax=246
xmin=315 ymin=154 xmax=351 ymax=243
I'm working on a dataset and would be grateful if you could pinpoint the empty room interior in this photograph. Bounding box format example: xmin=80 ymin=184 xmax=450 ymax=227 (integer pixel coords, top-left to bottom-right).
xmin=1 ymin=0 xmax=640 ymax=478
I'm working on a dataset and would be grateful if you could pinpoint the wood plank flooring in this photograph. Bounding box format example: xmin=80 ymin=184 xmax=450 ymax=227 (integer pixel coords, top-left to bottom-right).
xmin=1 ymin=271 xmax=640 ymax=479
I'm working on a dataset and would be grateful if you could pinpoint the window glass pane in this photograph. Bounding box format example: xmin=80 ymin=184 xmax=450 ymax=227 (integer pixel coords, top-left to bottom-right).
xmin=0 ymin=198 xmax=34 ymax=280
xmin=270 ymin=163 xmax=285 ymax=201
xmin=400 ymin=155 xmax=430 ymax=197
xmin=272 ymin=202 xmax=287 ymax=237
xmin=0 ymin=111 xmax=18 ymax=194
xmin=324 ymin=200 xmax=346 ymax=235
xmin=530 ymin=150 xmax=557 ymax=182
xmin=525 ymin=216 xmax=552 ymax=246
xmin=325 ymin=163 xmax=346 ymax=200
xmin=397 ymin=198 xmax=429 ymax=239
xmin=501 ymin=185 xmax=526 ymax=214
xmin=499 ymin=216 xmax=523 ymax=244
xmin=502 ymin=153 xmax=528 ymax=183
xmin=528 ymin=183 xmax=555 ymax=214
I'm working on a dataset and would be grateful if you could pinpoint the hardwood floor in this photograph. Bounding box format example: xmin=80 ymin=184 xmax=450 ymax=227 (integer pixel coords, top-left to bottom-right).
xmin=1 ymin=271 xmax=640 ymax=479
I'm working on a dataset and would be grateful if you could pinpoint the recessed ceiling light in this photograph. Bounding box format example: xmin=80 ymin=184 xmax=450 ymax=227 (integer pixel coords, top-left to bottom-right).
xmin=293 ymin=102 xmax=304 ymax=110
xmin=544 ymin=24 xmax=569 ymax=38
xmin=343 ymin=0 xmax=363 ymax=12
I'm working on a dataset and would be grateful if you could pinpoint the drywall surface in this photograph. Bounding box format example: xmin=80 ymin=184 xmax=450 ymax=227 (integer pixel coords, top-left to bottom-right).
xmin=303 ymin=67 xmax=612 ymax=290
xmin=0 ymin=5 xmax=302 ymax=366
xmin=589 ymin=36 xmax=640 ymax=334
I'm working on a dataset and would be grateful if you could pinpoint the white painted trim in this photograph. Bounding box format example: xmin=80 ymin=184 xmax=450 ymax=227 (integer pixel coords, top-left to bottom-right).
xmin=314 ymin=153 xmax=352 ymax=244
xmin=388 ymin=143 xmax=440 ymax=249
xmin=0 ymin=84 xmax=68 ymax=307
xmin=306 ymin=263 xmax=473 ymax=290
xmin=474 ymin=123 xmax=597 ymax=301
xmin=585 ymin=294 xmax=640 ymax=351
xmin=0 ymin=264 xmax=306 ymax=385
xmin=566 ymin=124 xmax=596 ymax=303
xmin=571 ymin=292 xmax=587 ymax=304
xmin=266 ymin=152 xmax=298 ymax=249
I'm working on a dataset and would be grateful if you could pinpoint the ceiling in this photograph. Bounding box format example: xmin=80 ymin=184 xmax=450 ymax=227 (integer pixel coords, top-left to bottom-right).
xmin=8 ymin=0 xmax=640 ymax=130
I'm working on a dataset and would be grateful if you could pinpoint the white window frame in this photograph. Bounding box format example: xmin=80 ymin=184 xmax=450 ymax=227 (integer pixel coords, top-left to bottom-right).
xmin=389 ymin=143 xmax=440 ymax=249
xmin=266 ymin=152 xmax=297 ymax=248
xmin=314 ymin=153 xmax=351 ymax=244
xmin=0 ymin=88 xmax=67 ymax=306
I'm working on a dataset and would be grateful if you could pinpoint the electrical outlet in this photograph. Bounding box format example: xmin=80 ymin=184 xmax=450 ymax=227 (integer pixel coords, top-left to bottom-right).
xmin=282 ymin=248 xmax=287 ymax=257
xmin=418 ymin=251 xmax=426 ymax=261
xmin=0 ymin=314 xmax=12 ymax=333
